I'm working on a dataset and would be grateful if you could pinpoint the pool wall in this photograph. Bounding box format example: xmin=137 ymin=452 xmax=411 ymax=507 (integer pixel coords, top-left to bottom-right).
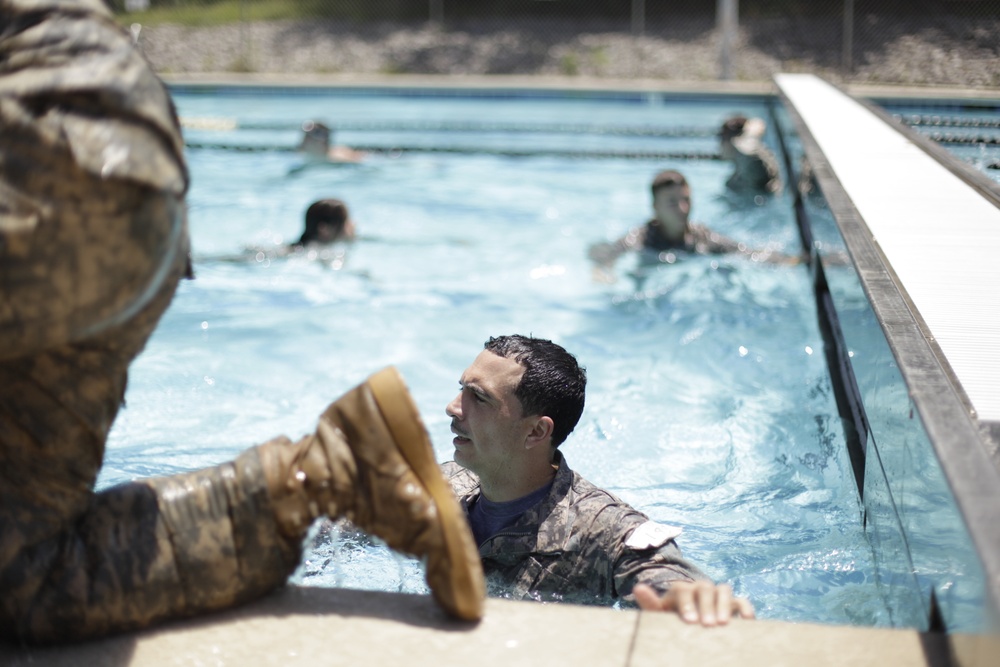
xmin=774 ymin=75 xmax=1000 ymax=667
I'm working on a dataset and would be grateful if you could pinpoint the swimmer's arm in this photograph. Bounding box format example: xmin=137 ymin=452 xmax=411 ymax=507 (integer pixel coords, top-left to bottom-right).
xmin=589 ymin=227 xmax=644 ymax=264
xmin=328 ymin=145 xmax=365 ymax=163
xmin=702 ymin=227 xmax=805 ymax=266
xmin=587 ymin=240 xmax=623 ymax=266
xmin=587 ymin=241 xmax=626 ymax=283
xmin=751 ymin=247 xmax=806 ymax=266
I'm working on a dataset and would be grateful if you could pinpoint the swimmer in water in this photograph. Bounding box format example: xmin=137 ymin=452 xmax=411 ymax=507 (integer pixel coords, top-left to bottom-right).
xmin=294 ymin=198 xmax=357 ymax=246
xmin=588 ymin=169 xmax=800 ymax=282
xmin=718 ymin=115 xmax=783 ymax=195
xmin=255 ymin=198 xmax=356 ymax=269
xmin=298 ymin=120 xmax=365 ymax=164
xmin=200 ymin=198 xmax=357 ymax=270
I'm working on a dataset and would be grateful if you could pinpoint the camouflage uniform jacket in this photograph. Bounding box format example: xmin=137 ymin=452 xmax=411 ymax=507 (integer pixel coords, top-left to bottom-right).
xmin=441 ymin=451 xmax=707 ymax=605
xmin=727 ymin=141 xmax=783 ymax=194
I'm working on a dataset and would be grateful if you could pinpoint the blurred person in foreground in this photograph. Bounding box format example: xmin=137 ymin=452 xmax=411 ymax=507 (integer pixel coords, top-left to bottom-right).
xmin=442 ymin=335 xmax=756 ymax=626
xmin=0 ymin=0 xmax=484 ymax=644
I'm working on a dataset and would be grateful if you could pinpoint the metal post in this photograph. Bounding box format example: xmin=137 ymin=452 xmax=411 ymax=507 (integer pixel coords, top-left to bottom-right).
xmin=842 ymin=0 xmax=855 ymax=74
xmin=239 ymin=0 xmax=248 ymax=71
xmin=717 ymin=0 xmax=738 ymax=81
xmin=430 ymin=0 xmax=443 ymax=25
xmin=632 ymin=0 xmax=645 ymax=37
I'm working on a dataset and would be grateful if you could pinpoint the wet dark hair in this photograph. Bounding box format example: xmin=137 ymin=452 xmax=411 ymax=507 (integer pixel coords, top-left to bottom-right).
xmin=719 ymin=115 xmax=748 ymax=141
xmin=484 ymin=334 xmax=587 ymax=447
xmin=297 ymin=198 xmax=350 ymax=245
xmin=650 ymin=169 xmax=689 ymax=196
xmin=302 ymin=120 xmax=331 ymax=141
xmin=299 ymin=120 xmax=332 ymax=153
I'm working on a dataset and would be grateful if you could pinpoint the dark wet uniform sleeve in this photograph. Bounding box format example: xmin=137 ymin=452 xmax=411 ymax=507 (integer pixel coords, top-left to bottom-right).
xmin=611 ymin=536 xmax=710 ymax=602
xmin=569 ymin=497 xmax=709 ymax=603
xmin=726 ymin=143 xmax=783 ymax=194
xmin=0 ymin=0 xmax=299 ymax=644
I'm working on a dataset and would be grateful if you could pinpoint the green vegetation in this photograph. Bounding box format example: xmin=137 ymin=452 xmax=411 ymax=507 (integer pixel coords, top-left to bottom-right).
xmin=112 ymin=0 xmax=430 ymax=27
xmin=114 ymin=0 xmax=337 ymax=27
xmin=227 ymin=52 xmax=255 ymax=72
xmin=559 ymin=52 xmax=579 ymax=77
xmin=591 ymin=46 xmax=609 ymax=71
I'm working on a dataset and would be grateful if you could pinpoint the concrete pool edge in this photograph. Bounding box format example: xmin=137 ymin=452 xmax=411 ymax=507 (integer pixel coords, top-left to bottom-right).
xmin=160 ymin=71 xmax=779 ymax=96
xmin=0 ymin=585 xmax=957 ymax=667
xmin=157 ymin=71 xmax=1000 ymax=101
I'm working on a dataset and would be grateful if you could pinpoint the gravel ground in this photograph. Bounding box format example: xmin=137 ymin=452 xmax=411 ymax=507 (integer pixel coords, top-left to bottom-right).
xmin=134 ymin=16 xmax=1000 ymax=90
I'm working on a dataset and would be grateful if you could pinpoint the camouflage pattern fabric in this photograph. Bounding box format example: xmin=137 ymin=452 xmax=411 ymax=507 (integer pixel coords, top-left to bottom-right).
xmin=726 ymin=142 xmax=783 ymax=194
xmin=442 ymin=451 xmax=708 ymax=606
xmin=641 ymin=220 xmax=746 ymax=255
xmin=0 ymin=0 xmax=300 ymax=644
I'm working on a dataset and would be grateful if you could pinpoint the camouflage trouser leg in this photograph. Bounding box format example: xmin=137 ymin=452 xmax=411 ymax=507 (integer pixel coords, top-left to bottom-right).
xmin=0 ymin=251 xmax=302 ymax=644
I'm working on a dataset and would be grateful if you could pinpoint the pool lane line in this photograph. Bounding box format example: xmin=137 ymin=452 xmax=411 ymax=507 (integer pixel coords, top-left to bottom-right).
xmin=181 ymin=142 xmax=724 ymax=161
xmin=180 ymin=117 xmax=723 ymax=138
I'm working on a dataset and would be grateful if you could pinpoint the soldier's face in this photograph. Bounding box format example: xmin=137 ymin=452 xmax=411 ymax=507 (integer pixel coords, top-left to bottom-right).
xmin=446 ymin=351 xmax=535 ymax=480
xmin=652 ymin=184 xmax=691 ymax=237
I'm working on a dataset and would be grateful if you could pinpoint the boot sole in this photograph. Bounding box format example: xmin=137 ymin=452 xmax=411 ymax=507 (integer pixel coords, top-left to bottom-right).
xmin=367 ymin=366 xmax=485 ymax=621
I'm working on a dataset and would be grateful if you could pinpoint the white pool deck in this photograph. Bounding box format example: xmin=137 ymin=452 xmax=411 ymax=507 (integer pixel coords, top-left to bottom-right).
xmin=777 ymin=74 xmax=1000 ymax=425
xmin=4 ymin=73 xmax=999 ymax=667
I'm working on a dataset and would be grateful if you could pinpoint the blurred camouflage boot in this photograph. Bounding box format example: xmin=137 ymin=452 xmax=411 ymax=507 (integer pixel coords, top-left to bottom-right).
xmin=258 ymin=366 xmax=485 ymax=621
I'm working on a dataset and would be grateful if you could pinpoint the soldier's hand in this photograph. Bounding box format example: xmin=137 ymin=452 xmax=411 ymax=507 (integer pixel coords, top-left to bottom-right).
xmin=633 ymin=581 xmax=755 ymax=627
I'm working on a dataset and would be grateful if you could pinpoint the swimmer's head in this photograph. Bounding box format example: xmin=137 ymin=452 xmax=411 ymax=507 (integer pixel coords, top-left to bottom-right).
xmin=650 ymin=169 xmax=688 ymax=196
xmin=720 ymin=115 xmax=766 ymax=159
xmin=298 ymin=198 xmax=355 ymax=245
xmin=719 ymin=115 xmax=748 ymax=142
xmin=650 ymin=169 xmax=691 ymax=238
xmin=719 ymin=115 xmax=747 ymax=160
xmin=299 ymin=120 xmax=332 ymax=156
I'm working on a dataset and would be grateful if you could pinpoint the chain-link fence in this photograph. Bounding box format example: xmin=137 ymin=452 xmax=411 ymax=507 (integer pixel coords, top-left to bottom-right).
xmin=116 ymin=0 xmax=1000 ymax=88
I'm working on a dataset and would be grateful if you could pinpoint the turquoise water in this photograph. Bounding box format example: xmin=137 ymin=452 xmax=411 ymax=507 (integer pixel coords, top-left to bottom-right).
xmin=99 ymin=89 xmax=887 ymax=626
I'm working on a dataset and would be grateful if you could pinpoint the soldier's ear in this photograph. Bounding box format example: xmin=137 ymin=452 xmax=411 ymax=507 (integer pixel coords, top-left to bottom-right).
xmin=525 ymin=416 xmax=554 ymax=450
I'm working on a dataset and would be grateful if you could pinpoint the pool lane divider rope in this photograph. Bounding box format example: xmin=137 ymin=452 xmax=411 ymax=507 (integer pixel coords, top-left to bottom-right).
xmin=896 ymin=113 xmax=1000 ymax=129
xmin=180 ymin=116 xmax=726 ymax=158
xmin=181 ymin=141 xmax=723 ymax=160
xmin=920 ymin=132 xmax=1000 ymax=146
xmin=894 ymin=114 xmax=1000 ymax=146
xmin=180 ymin=117 xmax=721 ymax=138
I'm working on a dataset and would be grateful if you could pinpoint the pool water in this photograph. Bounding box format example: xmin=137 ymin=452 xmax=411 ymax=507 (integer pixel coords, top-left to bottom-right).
xmin=99 ymin=89 xmax=888 ymax=626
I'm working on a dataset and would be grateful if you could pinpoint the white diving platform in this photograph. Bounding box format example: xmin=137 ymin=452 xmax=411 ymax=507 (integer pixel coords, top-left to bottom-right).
xmin=776 ymin=73 xmax=1000 ymax=423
